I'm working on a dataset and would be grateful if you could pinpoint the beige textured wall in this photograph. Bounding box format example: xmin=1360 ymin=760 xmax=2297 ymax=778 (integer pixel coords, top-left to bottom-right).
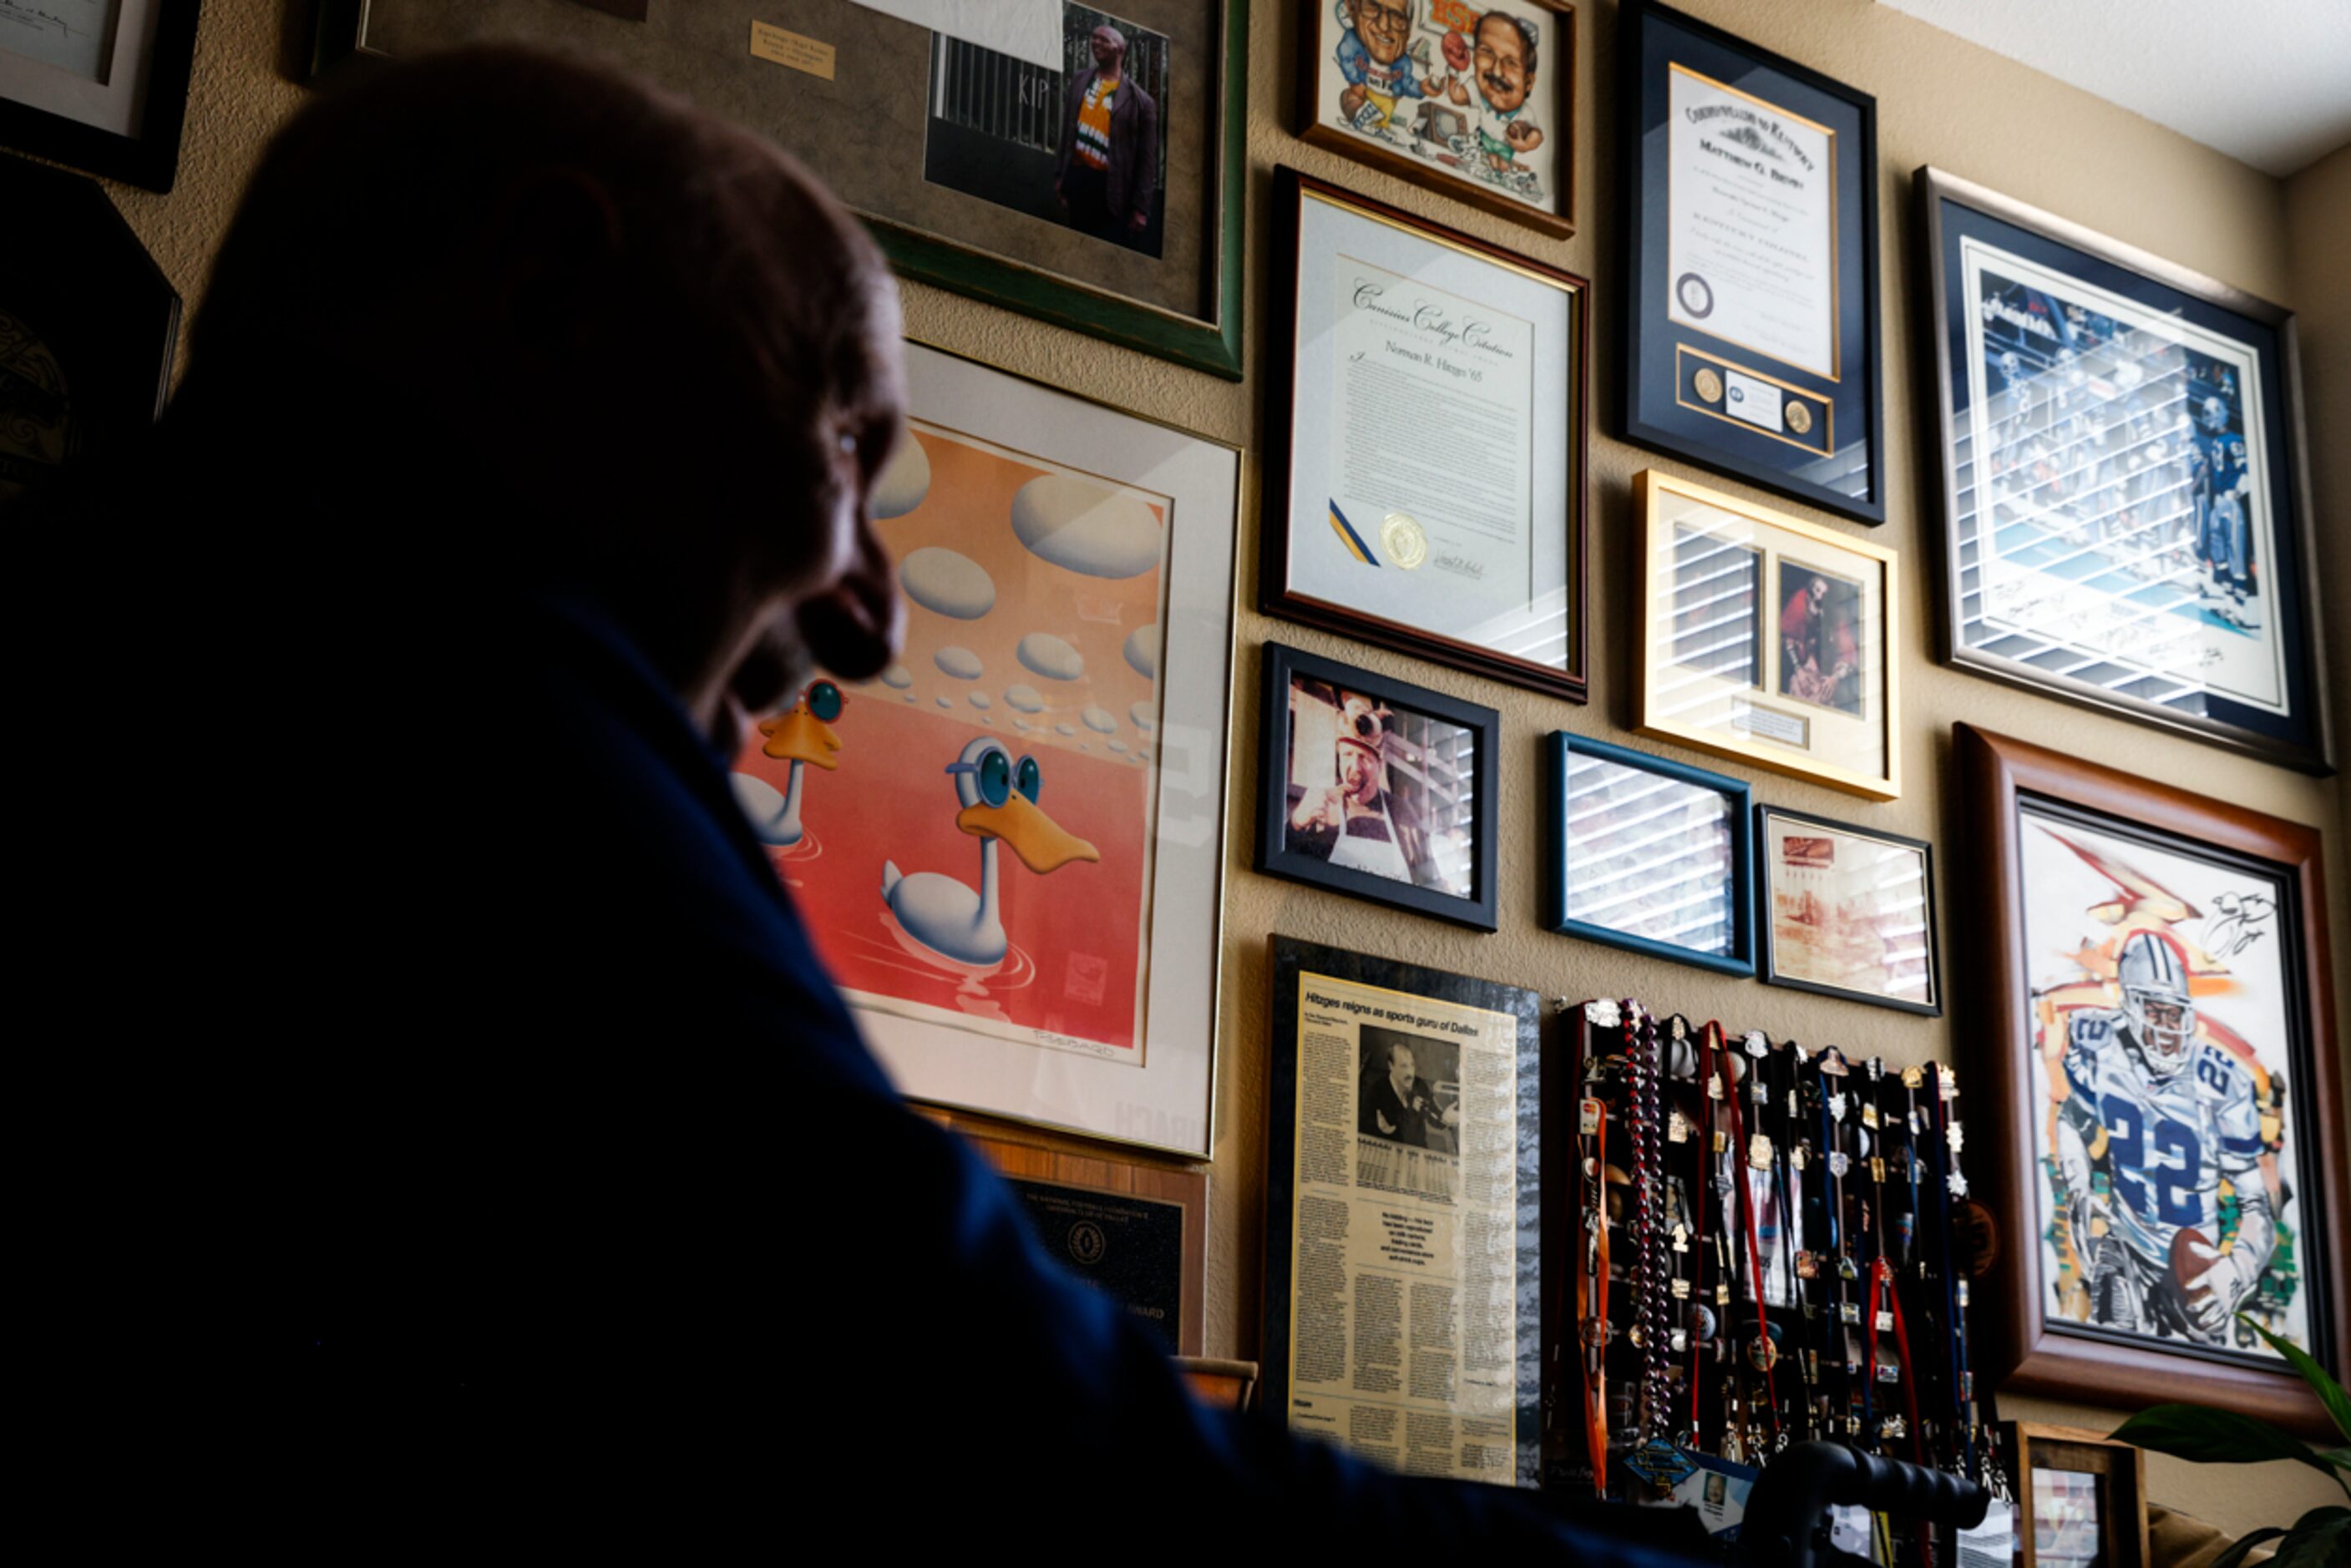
xmin=93 ymin=0 xmax=2343 ymax=1536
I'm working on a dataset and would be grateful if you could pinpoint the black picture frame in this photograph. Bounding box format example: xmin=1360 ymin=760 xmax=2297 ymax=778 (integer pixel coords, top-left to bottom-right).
xmin=1754 ymin=803 xmax=1940 ymax=1016
xmin=1262 ymin=935 xmax=1543 ymax=1488
xmin=1255 ymin=642 xmax=1499 ymax=933
xmin=1618 ymin=0 xmax=1885 ymax=525
xmin=0 ymin=154 xmax=180 ymax=504
xmin=1918 ymin=166 xmax=2331 ymax=773
xmin=0 ymin=1 xmax=200 ymax=193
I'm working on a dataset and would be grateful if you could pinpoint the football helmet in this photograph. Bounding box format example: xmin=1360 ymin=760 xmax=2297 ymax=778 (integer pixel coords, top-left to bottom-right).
xmin=2202 ymin=396 xmax=2228 ymax=432
xmin=2117 ymin=931 xmax=2196 ymax=1078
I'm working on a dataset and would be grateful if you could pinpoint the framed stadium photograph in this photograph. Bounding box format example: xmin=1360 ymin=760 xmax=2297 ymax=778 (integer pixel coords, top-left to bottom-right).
xmin=1296 ymin=0 xmax=1576 ymax=240
xmin=1618 ymin=0 xmax=1887 ymax=525
xmin=1920 ymin=168 xmax=2330 ymax=772
xmin=1956 ymin=724 xmax=2346 ymax=1435
xmin=1255 ymin=642 xmax=1501 ymax=932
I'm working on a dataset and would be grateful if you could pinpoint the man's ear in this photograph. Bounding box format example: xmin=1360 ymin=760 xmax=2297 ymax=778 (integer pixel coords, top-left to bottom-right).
xmin=486 ymin=167 xmax=623 ymax=363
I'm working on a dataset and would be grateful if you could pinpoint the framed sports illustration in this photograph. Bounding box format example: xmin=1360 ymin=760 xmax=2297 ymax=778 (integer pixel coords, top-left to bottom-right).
xmin=1618 ymin=0 xmax=1885 ymax=525
xmin=1256 ymin=642 xmax=1500 ymax=932
xmin=1634 ymin=469 xmax=1900 ymax=800
xmin=1919 ymin=168 xmax=2329 ymax=771
xmin=1543 ymin=734 xmax=1752 ymax=977
xmin=312 ymin=0 xmax=1251 ymax=377
xmin=1296 ymin=0 xmax=1574 ymax=240
xmin=1957 ymin=724 xmax=2345 ymax=1435
xmin=1264 ymin=167 xmax=1591 ymax=701
xmin=0 ymin=0 xmax=197 ymax=190
xmin=1756 ymin=805 xmax=1938 ymax=1015
xmin=726 ymin=342 xmax=1239 ymax=1160
xmin=1264 ymin=936 xmax=1543 ymax=1489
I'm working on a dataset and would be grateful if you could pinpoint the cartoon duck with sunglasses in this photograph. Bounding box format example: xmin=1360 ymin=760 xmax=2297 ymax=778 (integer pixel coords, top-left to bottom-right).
xmin=732 ymin=678 xmax=847 ymax=847
xmin=883 ymin=736 xmax=1099 ymax=966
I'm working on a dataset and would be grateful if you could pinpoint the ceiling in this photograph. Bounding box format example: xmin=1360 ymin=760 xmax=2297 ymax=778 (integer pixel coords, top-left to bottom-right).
xmin=1878 ymin=0 xmax=2351 ymax=177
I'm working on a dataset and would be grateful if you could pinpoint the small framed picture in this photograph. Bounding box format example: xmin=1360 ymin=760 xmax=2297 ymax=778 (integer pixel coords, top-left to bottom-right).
xmin=0 ymin=0 xmax=198 ymax=191
xmin=1257 ymin=642 xmax=1499 ymax=932
xmin=1755 ymin=807 xmax=1938 ymax=1015
xmin=1543 ymin=733 xmax=1752 ymax=976
xmin=1635 ymin=468 xmax=1901 ymax=800
xmin=1296 ymin=0 xmax=1575 ymax=240
xmin=2009 ymin=1424 xmax=2151 ymax=1568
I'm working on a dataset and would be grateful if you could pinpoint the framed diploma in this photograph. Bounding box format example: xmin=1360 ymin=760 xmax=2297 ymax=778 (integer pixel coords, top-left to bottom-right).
xmin=1956 ymin=725 xmax=2347 ymax=1435
xmin=1544 ymin=734 xmax=1753 ymax=977
xmin=1264 ymin=166 xmax=1590 ymax=702
xmin=1618 ymin=0 xmax=1885 ymax=526
xmin=1635 ymin=469 xmax=1900 ymax=800
xmin=1919 ymin=167 xmax=2330 ymax=772
xmin=729 ymin=342 xmax=1239 ymax=1160
xmin=0 ymin=0 xmax=197 ymax=191
xmin=1263 ymin=936 xmax=1543 ymax=1488
xmin=1296 ymin=0 xmax=1576 ymax=240
xmin=1755 ymin=805 xmax=1938 ymax=1015
xmin=1257 ymin=642 xmax=1500 ymax=933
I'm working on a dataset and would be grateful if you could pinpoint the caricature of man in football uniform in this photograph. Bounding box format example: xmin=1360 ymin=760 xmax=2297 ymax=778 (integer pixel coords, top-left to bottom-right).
xmin=2052 ymin=931 xmax=2275 ymax=1343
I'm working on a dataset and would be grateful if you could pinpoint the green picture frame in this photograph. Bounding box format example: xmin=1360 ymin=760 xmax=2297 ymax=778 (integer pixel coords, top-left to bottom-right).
xmin=310 ymin=0 xmax=1249 ymax=379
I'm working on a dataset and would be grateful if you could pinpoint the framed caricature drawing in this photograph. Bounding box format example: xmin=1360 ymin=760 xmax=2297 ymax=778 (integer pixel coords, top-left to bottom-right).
xmin=728 ymin=342 xmax=1240 ymax=1159
xmin=1957 ymin=725 xmax=2345 ymax=1435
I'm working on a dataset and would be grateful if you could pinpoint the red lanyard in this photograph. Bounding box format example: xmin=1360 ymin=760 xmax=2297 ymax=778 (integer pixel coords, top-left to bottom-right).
xmin=1710 ymin=1024 xmax=1778 ymax=1429
xmin=1866 ymin=1257 xmax=1924 ymax=1463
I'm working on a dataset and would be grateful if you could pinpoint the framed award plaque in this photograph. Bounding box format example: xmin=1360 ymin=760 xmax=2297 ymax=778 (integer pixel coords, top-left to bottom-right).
xmin=1919 ymin=167 xmax=2330 ymax=772
xmin=1618 ymin=0 xmax=1885 ymax=525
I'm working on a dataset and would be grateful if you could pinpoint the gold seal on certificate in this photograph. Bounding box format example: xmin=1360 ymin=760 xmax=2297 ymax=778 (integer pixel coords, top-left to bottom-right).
xmin=1694 ymin=367 xmax=1724 ymax=404
xmin=1786 ymin=400 xmax=1812 ymax=434
xmin=1381 ymin=512 xmax=1429 ymax=569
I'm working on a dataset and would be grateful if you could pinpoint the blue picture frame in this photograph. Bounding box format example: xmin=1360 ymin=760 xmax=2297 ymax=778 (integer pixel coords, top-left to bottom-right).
xmin=1543 ymin=734 xmax=1754 ymax=976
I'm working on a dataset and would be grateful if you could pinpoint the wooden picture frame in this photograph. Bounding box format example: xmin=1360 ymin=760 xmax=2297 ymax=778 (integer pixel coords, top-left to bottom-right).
xmin=1263 ymin=935 xmax=1544 ymax=1488
xmin=2009 ymin=1423 xmax=2151 ymax=1568
xmin=0 ymin=0 xmax=199 ymax=192
xmin=1957 ymin=724 xmax=2345 ymax=1436
xmin=1918 ymin=167 xmax=2331 ymax=772
xmin=1543 ymin=733 xmax=1754 ymax=977
xmin=1256 ymin=641 xmax=1501 ymax=933
xmin=1634 ymin=468 xmax=1901 ymax=800
xmin=1264 ymin=166 xmax=1591 ymax=701
xmin=1295 ymin=0 xmax=1575 ymax=240
xmin=1618 ymin=0 xmax=1886 ymax=525
xmin=311 ymin=0 xmax=1251 ymax=378
xmin=1755 ymin=804 xmax=1940 ymax=1016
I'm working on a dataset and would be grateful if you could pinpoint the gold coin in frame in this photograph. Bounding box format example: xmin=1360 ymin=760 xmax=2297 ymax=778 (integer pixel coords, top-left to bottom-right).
xmin=1694 ymin=367 xmax=1724 ymax=404
xmin=1786 ymin=400 xmax=1814 ymax=435
xmin=1381 ymin=511 xmax=1428 ymax=569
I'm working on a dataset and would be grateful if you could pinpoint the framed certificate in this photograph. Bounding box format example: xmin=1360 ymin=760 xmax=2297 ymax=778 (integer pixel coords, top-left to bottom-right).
xmin=1919 ymin=167 xmax=2330 ymax=772
xmin=1263 ymin=936 xmax=1543 ymax=1488
xmin=1295 ymin=0 xmax=1576 ymax=240
xmin=1264 ymin=167 xmax=1590 ymax=701
xmin=1755 ymin=805 xmax=1938 ymax=1015
xmin=0 ymin=0 xmax=197 ymax=191
xmin=1634 ymin=469 xmax=1901 ymax=800
xmin=1618 ymin=0 xmax=1885 ymax=525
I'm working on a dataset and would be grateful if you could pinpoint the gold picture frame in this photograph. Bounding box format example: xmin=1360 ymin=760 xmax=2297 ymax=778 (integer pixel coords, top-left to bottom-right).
xmin=1634 ymin=468 xmax=1900 ymax=799
xmin=2009 ymin=1423 xmax=2151 ymax=1568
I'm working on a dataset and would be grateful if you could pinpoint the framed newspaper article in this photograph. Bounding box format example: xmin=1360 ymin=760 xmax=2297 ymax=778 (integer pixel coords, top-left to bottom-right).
xmin=1921 ymin=168 xmax=2330 ymax=771
xmin=1956 ymin=725 xmax=2346 ymax=1436
xmin=1263 ymin=937 xmax=1543 ymax=1487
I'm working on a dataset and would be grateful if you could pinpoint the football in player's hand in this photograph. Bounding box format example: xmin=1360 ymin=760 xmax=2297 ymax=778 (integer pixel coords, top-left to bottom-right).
xmin=1442 ymin=30 xmax=1472 ymax=72
xmin=2171 ymin=1227 xmax=2217 ymax=1305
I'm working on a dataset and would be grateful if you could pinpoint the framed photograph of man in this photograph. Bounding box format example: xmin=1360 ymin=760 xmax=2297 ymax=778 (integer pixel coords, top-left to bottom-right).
xmin=1957 ymin=724 xmax=2347 ymax=1435
xmin=312 ymin=0 xmax=1251 ymax=378
xmin=1296 ymin=0 xmax=1574 ymax=240
xmin=1256 ymin=642 xmax=1500 ymax=932
xmin=1543 ymin=733 xmax=1752 ymax=976
xmin=1634 ymin=469 xmax=1901 ymax=800
xmin=1756 ymin=806 xmax=1938 ymax=1015
xmin=1263 ymin=936 xmax=1543 ymax=1487
xmin=1618 ymin=0 xmax=1887 ymax=525
xmin=1919 ymin=168 xmax=2329 ymax=771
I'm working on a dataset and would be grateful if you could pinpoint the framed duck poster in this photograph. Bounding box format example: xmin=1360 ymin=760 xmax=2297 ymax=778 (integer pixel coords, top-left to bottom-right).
xmin=727 ymin=342 xmax=1241 ymax=1159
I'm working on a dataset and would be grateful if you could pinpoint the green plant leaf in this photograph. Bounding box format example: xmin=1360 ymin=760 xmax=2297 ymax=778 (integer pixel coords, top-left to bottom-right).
xmin=2206 ymin=1525 xmax=2288 ymax=1568
xmin=2110 ymin=1404 xmax=2333 ymax=1477
xmin=2240 ymin=1314 xmax=2351 ymax=1443
xmin=2265 ymin=1505 xmax=2347 ymax=1568
xmin=2320 ymin=1445 xmax=2351 ymax=1472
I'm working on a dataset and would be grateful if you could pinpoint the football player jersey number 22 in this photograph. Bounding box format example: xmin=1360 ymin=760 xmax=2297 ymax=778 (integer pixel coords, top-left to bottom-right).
xmin=2100 ymin=1095 xmax=2204 ymax=1228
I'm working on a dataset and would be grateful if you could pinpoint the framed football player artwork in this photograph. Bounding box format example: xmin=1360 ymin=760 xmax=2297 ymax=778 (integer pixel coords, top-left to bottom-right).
xmin=1296 ymin=0 xmax=1576 ymax=240
xmin=1618 ymin=0 xmax=1887 ymax=525
xmin=1956 ymin=724 xmax=2346 ymax=1435
xmin=1920 ymin=168 xmax=2330 ymax=772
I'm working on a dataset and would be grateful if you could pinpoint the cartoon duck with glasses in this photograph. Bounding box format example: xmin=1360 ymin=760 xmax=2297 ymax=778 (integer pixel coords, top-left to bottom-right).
xmin=882 ymin=736 xmax=1099 ymax=966
xmin=731 ymin=679 xmax=844 ymax=847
